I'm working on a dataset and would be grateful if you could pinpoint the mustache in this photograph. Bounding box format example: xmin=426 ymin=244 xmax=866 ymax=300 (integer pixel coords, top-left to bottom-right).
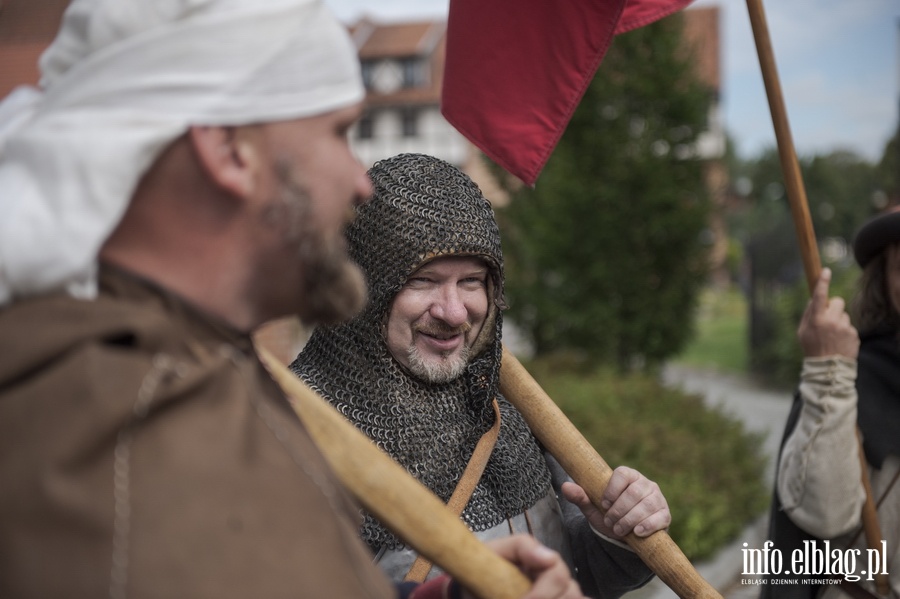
xmin=414 ymin=320 xmax=472 ymax=338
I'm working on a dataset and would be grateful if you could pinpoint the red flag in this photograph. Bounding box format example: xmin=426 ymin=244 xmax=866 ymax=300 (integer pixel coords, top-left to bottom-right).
xmin=441 ymin=0 xmax=694 ymax=186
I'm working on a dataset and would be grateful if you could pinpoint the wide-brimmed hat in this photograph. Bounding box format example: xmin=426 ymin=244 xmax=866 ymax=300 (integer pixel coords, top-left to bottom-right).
xmin=853 ymin=205 xmax=900 ymax=268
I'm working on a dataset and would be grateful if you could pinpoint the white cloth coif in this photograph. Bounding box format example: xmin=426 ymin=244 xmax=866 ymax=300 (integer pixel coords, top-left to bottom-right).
xmin=0 ymin=0 xmax=363 ymax=305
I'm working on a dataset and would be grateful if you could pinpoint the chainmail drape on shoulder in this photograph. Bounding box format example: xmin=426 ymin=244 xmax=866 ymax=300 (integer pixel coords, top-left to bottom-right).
xmin=290 ymin=153 xmax=551 ymax=551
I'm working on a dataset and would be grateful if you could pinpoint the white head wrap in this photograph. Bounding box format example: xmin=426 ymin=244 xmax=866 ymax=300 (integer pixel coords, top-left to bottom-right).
xmin=0 ymin=0 xmax=363 ymax=305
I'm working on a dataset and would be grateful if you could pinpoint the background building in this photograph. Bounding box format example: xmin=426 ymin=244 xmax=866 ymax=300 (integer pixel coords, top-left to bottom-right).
xmin=347 ymin=17 xmax=510 ymax=206
xmin=348 ymin=8 xmax=727 ymax=278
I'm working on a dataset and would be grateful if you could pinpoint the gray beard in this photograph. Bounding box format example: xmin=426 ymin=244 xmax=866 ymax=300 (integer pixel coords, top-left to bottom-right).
xmin=406 ymin=343 xmax=471 ymax=383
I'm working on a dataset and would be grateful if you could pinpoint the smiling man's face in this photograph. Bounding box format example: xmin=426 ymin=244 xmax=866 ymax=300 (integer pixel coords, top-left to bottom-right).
xmin=385 ymin=256 xmax=489 ymax=383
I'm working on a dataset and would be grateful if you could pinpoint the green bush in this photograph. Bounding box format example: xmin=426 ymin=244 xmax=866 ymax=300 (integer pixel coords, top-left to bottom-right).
xmin=524 ymin=355 xmax=769 ymax=561
xmin=676 ymin=287 xmax=748 ymax=374
xmin=751 ymin=263 xmax=860 ymax=387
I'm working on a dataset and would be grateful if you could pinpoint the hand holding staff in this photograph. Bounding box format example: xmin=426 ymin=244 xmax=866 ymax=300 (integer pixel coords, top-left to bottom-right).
xmin=746 ymin=2 xmax=887 ymax=593
xmin=257 ymin=345 xmax=719 ymax=598
xmin=499 ymin=346 xmax=722 ymax=599
xmin=257 ymin=347 xmax=532 ymax=599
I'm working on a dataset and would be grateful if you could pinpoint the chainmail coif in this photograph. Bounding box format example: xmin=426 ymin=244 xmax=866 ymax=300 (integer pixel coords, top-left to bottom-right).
xmin=290 ymin=153 xmax=551 ymax=551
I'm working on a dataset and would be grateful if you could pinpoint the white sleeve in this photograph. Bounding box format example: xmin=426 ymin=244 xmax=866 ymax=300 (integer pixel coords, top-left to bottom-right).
xmin=777 ymin=356 xmax=865 ymax=539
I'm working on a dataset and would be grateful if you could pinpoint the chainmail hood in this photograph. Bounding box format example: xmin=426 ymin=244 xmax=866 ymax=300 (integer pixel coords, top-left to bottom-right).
xmin=291 ymin=153 xmax=550 ymax=550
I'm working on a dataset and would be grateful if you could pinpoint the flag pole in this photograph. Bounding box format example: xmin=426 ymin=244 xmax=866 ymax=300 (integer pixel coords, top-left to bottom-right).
xmin=744 ymin=0 xmax=819 ymax=291
xmin=745 ymin=1 xmax=888 ymax=594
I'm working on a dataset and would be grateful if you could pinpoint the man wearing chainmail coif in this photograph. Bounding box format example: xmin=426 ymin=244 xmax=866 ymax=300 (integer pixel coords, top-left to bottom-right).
xmin=291 ymin=153 xmax=671 ymax=598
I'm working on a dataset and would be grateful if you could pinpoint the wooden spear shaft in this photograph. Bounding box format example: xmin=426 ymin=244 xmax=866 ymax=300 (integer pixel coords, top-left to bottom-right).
xmin=257 ymin=347 xmax=531 ymax=599
xmin=746 ymin=1 xmax=888 ymax=594
xmin=499 ymin=346 xmax=721 ymax=599
xmin=745 ymin=0 xmax=820 ymax=291
xmin=263 ymin=339 xmax=718 ymax=598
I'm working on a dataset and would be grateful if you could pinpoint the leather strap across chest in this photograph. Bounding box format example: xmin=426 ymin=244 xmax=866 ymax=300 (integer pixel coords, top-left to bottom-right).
xmin=404 ymin=398 xmax=502 ymax=583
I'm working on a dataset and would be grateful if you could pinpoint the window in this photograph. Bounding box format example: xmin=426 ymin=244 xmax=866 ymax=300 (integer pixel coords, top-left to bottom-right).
xmin=401 ymin=58 xmax=424 ymax=88
xmin=360 ymin=61 xmax=375 ymax=89
xmin=357 ymin=113 xmax=374 ymax=140
xmin=401 ymin=108 xmax=418 ymax=138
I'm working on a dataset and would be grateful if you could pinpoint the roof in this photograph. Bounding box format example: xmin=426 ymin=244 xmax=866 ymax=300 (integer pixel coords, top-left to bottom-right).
xmin=349 ymin=18 xmax=447 ymax=106
xmin=352 ymin=19 xmax=445 ymax=60
xmin=351 ymin=8 xmax=719 ymax=106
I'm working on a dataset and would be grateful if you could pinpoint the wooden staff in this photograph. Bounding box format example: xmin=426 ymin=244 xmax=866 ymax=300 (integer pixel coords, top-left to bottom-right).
xmin=746 ymin=1 xmax=888 ymax=594
xmin=499 ymin=346 xmax=721 ymax=599
xmin=745 ymin=0 xmax=820 ymax=290
xmin=257 ymin=347 xmax=531 ymax=599
xmin=261 ymin=343 xmax=719 ymax=597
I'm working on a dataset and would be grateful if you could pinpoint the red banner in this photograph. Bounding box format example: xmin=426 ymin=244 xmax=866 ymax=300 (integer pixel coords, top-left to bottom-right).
xmin=442 ymin=0 xmax=694 ymax=186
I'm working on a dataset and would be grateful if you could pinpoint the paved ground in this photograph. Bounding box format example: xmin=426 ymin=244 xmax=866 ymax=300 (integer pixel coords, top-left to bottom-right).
xmin=626 ymin=363 xmax=795 ymax=599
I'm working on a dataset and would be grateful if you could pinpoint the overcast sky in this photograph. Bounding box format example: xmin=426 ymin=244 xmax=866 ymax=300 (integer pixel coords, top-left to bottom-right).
xmin=325 ymin=0 xmax=900 ymax=163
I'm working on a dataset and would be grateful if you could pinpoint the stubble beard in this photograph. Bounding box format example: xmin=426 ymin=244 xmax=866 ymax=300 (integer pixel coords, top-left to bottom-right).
xmin=271 ymin=164 xmax=367 ymax=326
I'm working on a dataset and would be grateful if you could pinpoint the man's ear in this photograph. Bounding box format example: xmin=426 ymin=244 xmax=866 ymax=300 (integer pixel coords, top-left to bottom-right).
xmin=188 ymin=125 xmax=263 ymax=199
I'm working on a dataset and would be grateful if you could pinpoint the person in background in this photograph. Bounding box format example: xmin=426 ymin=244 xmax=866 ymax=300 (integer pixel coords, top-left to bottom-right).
xmin=765 ymin=208 xmax=900 ymax=599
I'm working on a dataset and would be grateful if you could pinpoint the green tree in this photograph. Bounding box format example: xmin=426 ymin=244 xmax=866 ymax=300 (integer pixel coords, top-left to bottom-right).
xmin=806 ymin=151 xmax=882 ymax=240
xmin=876 ymin=129 xmax=899 ymax=204
xmin=731 ymin=147 xmax=881 ymax=254
xmin=728 ymin=147 xmax=880 ymax=384
xmin=498 ymin=15 xmax=711 ymax=370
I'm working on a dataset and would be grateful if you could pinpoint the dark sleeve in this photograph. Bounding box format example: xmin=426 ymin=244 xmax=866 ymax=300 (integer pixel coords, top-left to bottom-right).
xmin=545 ymin=453 xmax=655 ymax=599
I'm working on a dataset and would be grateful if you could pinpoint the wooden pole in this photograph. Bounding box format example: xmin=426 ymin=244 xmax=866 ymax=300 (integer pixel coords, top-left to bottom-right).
xmin=257 ymin=347 xmax=531 ymax=599
xmin=499 ymin=346 xmax=722 ymax=599
xmin=745 ymin=0 xmax=820 ymax=292
xmin=746 ymin=1 xmax=887 ymax=594
xmin=857 ymin=428 xmax=891 ymax=596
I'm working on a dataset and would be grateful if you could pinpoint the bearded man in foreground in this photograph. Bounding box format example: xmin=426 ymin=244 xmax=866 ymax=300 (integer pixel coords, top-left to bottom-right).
xmin=0 ymin=2 xmax=581 ymax=597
